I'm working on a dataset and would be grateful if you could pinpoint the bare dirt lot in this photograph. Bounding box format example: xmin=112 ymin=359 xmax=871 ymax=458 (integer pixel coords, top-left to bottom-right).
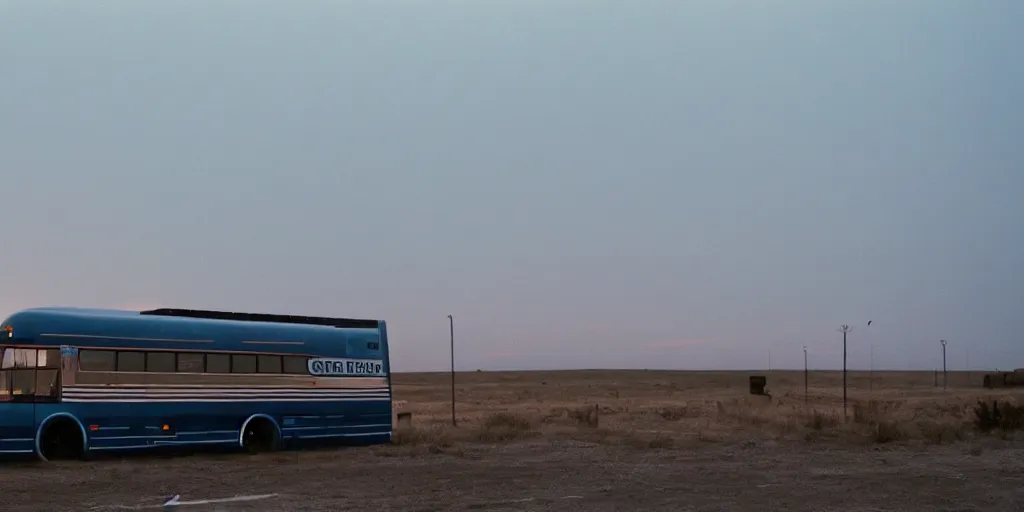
xmin=4 ymin=370 xmax=1024 ymax=511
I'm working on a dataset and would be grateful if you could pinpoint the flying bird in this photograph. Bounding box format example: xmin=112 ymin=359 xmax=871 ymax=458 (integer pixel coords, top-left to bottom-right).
xmin=867 ymin=321 xmax=872 ymax=326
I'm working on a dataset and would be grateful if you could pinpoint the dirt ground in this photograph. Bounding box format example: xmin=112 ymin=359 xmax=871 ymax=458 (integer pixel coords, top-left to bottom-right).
xmin=4 ymin=438 xmax=1024 ymax=511
xmin=3 ymin=370 xmax=1024 ymax=511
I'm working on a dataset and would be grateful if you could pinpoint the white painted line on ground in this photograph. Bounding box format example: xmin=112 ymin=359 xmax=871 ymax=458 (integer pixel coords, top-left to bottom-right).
xmin=87 ymin=493 xmax=279 ymax=510
xmin=164 ymin=493 xmax=279 ymax=507
xmin=500 ymin=496 xmax=585 ymax=504
xmin=485 ymin=498 xmax=536 ymax=506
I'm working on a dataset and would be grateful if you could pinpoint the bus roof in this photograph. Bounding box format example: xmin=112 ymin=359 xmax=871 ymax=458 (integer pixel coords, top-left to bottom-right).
xmin=139 ymin=308 xmax=379 ymax=329
xmin=0 ymin=307 xmax=384 ymax=354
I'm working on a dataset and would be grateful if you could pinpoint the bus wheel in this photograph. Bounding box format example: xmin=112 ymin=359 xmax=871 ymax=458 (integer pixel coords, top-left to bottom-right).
xmin=39 ymin=418 xmax=85 ymax=461
xmin=241 ymin=417 xmax=279 ymax=454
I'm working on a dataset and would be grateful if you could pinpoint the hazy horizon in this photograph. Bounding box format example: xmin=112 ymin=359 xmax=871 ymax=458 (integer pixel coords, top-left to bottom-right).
xmin=2 ymin=2 xmax=1021 ymax=373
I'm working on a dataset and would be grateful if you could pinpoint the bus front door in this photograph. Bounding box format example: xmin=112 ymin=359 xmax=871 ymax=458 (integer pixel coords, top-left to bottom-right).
xmin=0 ymin=364 xmax=37 ymax=456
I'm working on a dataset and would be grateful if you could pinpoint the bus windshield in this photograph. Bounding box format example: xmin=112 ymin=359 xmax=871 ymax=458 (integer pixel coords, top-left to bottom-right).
xmin=0 ymin=347 xmax=11 ymax=400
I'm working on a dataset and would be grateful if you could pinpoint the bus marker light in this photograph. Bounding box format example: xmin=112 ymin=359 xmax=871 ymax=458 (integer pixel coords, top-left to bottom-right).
xmin=89 ymin=425 xmax=99 ymax=431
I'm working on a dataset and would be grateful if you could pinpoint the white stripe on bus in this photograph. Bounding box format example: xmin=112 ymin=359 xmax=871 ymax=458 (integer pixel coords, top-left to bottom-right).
xmin=39 ymin=333 xmax=214 ymax=343
xmin=62 ymin=392 xmax=390 ymax=397
xmin=61 ymin=380 xmax=388 ymax=388
xmin=62 ymin=395 xmax=391 ymax=400
xmin=63 ymin=389 xmax=390 ymax=393
xmin=281 ymin=423 xmax=392 ymax=430
xmin=88 ymin=432 xmax=391 ymax=451
xmin=62 ymin=391 xmax=391 ymax=395
xmin=62 ymin=397 xmax=390 ymax=403
xmin=63 ymin=387 xmax=389 ymax=394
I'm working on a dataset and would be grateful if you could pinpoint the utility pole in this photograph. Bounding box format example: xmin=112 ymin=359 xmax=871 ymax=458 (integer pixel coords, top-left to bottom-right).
xmin=966 ymin=348 xmax=971 ymax=387
xmin=940 ymin=339 xmax=947 ymax=391
xmin=448 ymin=314 xmax=456 ymax=426
xmin=867 ymin=320 xmax=873 ymax=393
xmin=803 ymin=345 xmax=808 ymax=404
xmin=869 ymin=344 xmax=874 ymax=393
xmin=839 ymin=324 xmax=853 ymax=420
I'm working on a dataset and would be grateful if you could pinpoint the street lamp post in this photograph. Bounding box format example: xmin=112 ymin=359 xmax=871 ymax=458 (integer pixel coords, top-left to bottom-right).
xmin=803 ymin=345 xmax=808 ymax=404
xmin=940 ymin=339 xmax=947 ymax=391
xmin=448 ymin=314 xmax=456 ymax=426
xmin=966 ymin=348 xmax=971 ymax=388
xmin=839 ymin=324 xmax=852 ymax=420
xmin=869 ymin=344 xmax=874 ymax=393
xmin=867 ymin=320 xmax=873 ymax=393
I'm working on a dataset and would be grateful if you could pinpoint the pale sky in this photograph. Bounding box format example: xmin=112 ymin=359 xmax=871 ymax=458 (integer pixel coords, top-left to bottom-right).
xmin=1 ymin=1 xmax=1021 ymax=372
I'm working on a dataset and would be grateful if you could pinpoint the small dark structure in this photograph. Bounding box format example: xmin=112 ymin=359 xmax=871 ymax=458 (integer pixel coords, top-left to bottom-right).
xmin=983 ymin=369 xmax=1024 ymax=389
xmin=749 ymin=375 xmax=768 ymax=396
xmin=396 ymin=412 xmax=413 ymax=428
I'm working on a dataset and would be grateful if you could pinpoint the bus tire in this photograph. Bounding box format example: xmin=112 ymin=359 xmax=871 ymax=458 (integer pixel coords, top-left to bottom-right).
xmin=38 ymin=416 xmax=86 ymax=462
xmin=240 ymin=415 xmax=280 ymax=454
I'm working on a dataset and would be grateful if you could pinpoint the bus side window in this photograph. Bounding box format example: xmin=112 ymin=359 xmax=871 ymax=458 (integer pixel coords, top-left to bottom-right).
xmin=257 ymin=355 xmax=282 ymax=374
xmin=1 ymin=348 xmax=13 ymax=369
xmin=37 ymin=349 xmax=60 ymax=368
xmin=207 ymin=354 xmax=230 ymax=373
xmin=282 ymin=356 xmax=308 ymax=375
xmin=231 ymin=354 xmax=257 ymax=373
xmin=146 ymin=352 xmax=176 ymax=373
xmin=117 ymin=351 xmax=145 ymax=372
xmin=79 ymin=350 xmax=116 ymax=371
xmin=177 ymin=353 xmax=205 ymax=373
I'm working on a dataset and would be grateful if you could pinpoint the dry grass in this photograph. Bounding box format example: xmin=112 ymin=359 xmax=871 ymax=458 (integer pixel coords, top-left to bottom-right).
xmin=389 ymin=370 xmax=1024 ymax=449
xmin=476 ymin=411 xmax=536 ymax=441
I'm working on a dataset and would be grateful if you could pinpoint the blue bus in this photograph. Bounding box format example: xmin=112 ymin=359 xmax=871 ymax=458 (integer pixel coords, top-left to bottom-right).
xmin=0 ymin=307 xmax=393 ymax=461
